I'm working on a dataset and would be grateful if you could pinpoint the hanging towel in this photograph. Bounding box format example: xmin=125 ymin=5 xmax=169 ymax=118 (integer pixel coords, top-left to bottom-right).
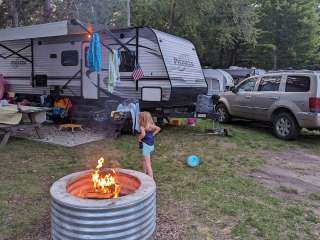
xmin=108 ymin=49 xmax=121 ymax=93
xmin=130 ymin=102 xmax=140 ymax=133
xmin=116 ymin=101 xmax=140 ymax=133
xmin=87 ymin=32 xmax=102 ymax=73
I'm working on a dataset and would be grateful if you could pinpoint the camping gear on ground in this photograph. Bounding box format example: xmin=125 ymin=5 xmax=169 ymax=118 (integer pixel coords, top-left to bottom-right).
xmin=187 ymin=118 xmax=196 ymax=126
xmin=169 ymin=118 xmax=182 ymax=126
xmin=195 ymin=94 xmax=229 ymax=136
xmin=206 ymin=95 xmax=228 ymax=136
xmin=87 ymin=32 xmax=102 ymax=73
xmin=116 ymin=100 xmax=140 ymax=133
xmin=109 ymin=111 xmax=132 ymax=138
xmin=59 ymin=123 xmax=83 ymax=132
xmin=107 ymin=100 xmax=140 ymax=138
xmin=52 ymin=97 xmax=72 ymax=123
xmin=186 ymin=155 xmax=201 ymax=167
xmin=196 ymin=95 xmax=214 ymax=113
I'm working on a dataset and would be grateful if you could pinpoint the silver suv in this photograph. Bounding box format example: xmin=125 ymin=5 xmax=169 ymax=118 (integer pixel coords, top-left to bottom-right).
xmin=216 ymin=71 xmax=320 ymax=140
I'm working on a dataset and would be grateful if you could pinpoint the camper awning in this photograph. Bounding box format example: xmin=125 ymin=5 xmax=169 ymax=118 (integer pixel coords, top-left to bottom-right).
xmin=0 ymin=21 xmax=88 ymax=42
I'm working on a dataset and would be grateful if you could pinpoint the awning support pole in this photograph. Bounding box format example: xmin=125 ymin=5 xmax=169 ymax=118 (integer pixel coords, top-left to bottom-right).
xmin=31 ymin=39 xmax=35 ymax=87
xmin=135 ymin=27 xmax=139 ymax=91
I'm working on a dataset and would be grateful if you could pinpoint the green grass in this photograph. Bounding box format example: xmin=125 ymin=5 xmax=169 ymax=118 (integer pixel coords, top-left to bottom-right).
xmin=1 ymin=120 xmax=320 ymax=239
xmin=309 ymin=193 xmax=320 ymax=201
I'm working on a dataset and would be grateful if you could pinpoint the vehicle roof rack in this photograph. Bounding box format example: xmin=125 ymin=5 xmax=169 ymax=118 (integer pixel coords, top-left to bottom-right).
xmin=267 ymin=70 xmax=315 ymax=74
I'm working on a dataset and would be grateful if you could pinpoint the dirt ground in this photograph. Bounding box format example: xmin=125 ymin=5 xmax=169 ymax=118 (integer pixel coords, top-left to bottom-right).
xmin=21 ymin=200 xmax=235 ymax=240
xmin=249 ymin=150 xmax=320 ymax=215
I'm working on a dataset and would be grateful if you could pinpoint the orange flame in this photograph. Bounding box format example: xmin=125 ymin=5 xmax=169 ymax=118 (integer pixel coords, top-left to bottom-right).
xmin=92 ymin=157 xmax=120 ymax=198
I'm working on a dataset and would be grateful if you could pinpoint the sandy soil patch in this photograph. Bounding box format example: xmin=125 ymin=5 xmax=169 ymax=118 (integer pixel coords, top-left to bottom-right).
xmin=249 ymin=150 xmax=320 ymax=214
xmin=15 ymin=125 xmax=106 ymax=147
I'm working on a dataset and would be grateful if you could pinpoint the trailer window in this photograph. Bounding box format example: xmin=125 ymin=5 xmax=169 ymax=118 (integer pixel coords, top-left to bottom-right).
xmin=119 ymin=50 xmax=136 ymax=72
xmin=61 ymin=50 xmax=79 ymax=66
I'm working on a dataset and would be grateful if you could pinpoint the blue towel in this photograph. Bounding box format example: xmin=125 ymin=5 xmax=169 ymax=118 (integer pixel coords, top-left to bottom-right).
xmin=87 ymin=32 xmax=102 ymax=72
xmin=116 ymin=102 xmax=140 ymax=133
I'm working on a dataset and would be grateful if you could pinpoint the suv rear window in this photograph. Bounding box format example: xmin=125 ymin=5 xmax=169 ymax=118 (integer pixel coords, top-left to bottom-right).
xmin=258 ymin=76 xmax=281 ymax=91
xmin=285 ymin=76 xmax=310 ymax=92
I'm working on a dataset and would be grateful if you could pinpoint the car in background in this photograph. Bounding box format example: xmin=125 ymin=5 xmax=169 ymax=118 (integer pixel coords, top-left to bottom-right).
xmin=216 ymin=70 xmax=320 ymax=140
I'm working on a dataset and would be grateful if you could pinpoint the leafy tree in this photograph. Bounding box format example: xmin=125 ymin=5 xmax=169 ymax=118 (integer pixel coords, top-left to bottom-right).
xmin=132 ymin=0 xmax=257 ymax=68
xmin=51 ymin=0 xmax=128 ymax=27
xmin=198 ymin=0 xmax=257 ymax=67
xmin=254 ymin=0 xmax=320 ymax=70
xmin=0 ymin=0 xmax=319 ymax=70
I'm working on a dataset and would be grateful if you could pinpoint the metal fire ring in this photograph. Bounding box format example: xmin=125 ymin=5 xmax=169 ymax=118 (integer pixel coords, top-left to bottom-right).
xmin=50 ymin=169 xmax=156 ymax=240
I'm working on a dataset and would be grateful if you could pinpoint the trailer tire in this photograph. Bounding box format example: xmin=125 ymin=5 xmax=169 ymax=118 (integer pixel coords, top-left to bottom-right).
xmin=216 ymin=103 xmax=231 ymax=123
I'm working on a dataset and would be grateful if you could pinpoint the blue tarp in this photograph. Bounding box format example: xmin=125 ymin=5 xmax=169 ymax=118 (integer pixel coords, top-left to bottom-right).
xmin=87 ymin=32 xmax=102 ymax=72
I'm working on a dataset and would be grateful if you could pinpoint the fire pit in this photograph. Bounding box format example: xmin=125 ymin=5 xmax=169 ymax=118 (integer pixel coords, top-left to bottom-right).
xmin=50 ymin=158 xmax=156 ymax=240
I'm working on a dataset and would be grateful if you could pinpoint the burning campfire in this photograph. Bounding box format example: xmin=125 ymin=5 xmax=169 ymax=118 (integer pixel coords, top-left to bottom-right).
xmin=91 ymin=157 xmax=120 ymax=199
xmin=51 ymin=164 xmax=156 ymax=239
xmin=67 ymin=157 xmax=123 ymax=199
xmin=66 ymin=157 xmax=143 ymax=200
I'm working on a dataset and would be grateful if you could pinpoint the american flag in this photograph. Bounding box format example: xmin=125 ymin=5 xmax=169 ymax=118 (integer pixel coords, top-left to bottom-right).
xmin=132 ymin=63 xmax=144 ymax=81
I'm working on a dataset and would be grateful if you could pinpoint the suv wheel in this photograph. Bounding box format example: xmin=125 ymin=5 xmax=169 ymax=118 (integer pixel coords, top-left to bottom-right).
xmin=216 ymin=103 xmax=231 ymax=123
xmin=272 ymin=112 xmax=300 ymax=140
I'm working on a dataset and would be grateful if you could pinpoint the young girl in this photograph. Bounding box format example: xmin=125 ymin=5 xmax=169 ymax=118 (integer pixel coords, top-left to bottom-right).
xmin=138 ymin=112 xmax=161 ymax=179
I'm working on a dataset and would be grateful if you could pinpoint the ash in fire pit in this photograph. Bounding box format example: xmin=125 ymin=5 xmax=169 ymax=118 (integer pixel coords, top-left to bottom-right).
xmin=50 ymin=160 xmax=156 ymax=240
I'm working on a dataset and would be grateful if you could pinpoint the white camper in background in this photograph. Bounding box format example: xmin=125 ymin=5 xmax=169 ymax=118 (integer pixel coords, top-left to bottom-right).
xmin=0 ymin=20 xmax=207 ymax=120
xmin=202 ymin=68 xmax=234 ymax=95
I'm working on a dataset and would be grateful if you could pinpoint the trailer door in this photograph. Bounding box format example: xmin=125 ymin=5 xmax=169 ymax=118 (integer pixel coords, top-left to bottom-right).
xmin=82 ymin=43 xmax=98 ymax=99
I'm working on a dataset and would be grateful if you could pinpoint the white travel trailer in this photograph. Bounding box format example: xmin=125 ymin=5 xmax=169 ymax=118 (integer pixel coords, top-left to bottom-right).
xmin=0 ymin=20 xmax=207 ymax=119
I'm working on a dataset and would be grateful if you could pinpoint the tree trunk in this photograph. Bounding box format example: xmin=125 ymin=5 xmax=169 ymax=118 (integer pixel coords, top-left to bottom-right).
xmin=218 ymin=48 xmax=225 ymax=67
xmin=43 ymin=0 xmax=52 ymax=23
xmin=169 ymin=0 xmax=176 ymax=31
xmin=273 ymin=45 xmax=278 ymax=70
xmin=7 ymin=0 xmax=19 ymax=27
xmin=228 ymin=41 xmax=241 ymax=67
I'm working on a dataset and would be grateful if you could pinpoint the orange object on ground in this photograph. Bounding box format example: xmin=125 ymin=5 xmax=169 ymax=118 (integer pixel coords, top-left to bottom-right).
xmin=59 ymin=123 xmax=83 ymax=132
xmin=170 ymin=118 xmax=181 ymax=126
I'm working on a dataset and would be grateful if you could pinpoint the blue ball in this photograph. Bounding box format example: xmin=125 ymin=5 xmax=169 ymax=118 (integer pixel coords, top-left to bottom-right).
xmin=186 ymin=155 xmax=201 ymax=167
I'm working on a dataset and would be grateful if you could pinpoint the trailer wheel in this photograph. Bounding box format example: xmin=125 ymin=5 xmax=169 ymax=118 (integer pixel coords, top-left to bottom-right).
xmin=216 ymin=103 xmax=231 ymax=123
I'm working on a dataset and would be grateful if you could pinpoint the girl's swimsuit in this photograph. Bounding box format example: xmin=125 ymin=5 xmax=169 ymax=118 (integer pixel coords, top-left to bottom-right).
xmin=142 ymin=131 xmax=155 ymax=156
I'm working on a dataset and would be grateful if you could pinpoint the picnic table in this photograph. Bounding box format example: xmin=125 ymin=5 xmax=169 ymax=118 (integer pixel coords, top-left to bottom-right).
xmin=0 ymin=104 xmax=48 ymax=145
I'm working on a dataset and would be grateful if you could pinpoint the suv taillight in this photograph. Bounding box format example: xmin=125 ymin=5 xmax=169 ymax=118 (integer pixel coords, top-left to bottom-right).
xmin=309 ymin=97 xmax=320 ymax=112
